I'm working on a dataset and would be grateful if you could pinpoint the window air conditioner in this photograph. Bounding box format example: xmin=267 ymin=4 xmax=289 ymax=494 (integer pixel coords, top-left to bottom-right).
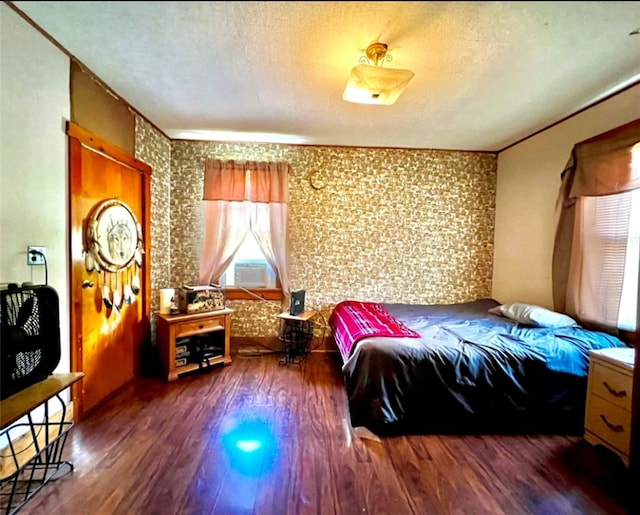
xmin=234 ymin=262 xmax=268 ymax=288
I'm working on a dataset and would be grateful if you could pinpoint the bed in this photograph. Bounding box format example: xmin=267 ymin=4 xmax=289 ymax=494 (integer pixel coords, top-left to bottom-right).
xmin=329 ymin=298 xmax=629 ymax=435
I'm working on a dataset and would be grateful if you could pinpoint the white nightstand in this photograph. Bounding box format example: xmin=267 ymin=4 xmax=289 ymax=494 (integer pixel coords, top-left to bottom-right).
xmin=584 ymin=347 xmax=635 ymax=466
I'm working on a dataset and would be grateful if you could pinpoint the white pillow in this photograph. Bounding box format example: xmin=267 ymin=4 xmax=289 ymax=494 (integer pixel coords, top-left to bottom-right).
xmin=488 ymin=302 xmax=578 ymax=328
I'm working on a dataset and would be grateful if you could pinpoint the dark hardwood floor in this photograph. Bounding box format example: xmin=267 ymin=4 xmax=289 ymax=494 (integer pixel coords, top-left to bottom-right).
xmin=19 ymin=352 xmax=632 ymax=515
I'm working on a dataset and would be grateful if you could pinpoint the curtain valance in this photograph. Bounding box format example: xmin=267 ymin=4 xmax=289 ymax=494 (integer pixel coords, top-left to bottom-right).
xmin=203 ymin=159 xmax=289 ymax=203
xmin=564 ymin=118 xmax=640 ymax=199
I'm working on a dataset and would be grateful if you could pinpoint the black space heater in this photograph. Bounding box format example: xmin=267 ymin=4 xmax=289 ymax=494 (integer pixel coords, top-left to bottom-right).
xmin=1 ymin=284 xmax=61 ymax=399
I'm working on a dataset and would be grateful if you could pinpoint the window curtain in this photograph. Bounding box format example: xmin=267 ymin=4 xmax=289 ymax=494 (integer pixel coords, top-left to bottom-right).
xmin=249 ymin=165 xmax=291 ymax=296
xmin=552 ymin=118 xmax=640 ymax=329
xmin=199 ymin=159 xmax=291 ymax=298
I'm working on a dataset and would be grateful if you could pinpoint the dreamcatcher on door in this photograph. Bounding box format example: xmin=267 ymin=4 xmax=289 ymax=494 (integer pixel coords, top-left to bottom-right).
xmin=83 ymin=198 xmax=144 ymax=313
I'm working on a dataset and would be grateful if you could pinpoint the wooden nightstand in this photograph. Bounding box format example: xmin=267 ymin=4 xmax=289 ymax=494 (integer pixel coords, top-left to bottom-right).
xmin=156 ymin=309 xmax=233 ymax=381
xmin=584 ymin=347 xmax=635 ymax=466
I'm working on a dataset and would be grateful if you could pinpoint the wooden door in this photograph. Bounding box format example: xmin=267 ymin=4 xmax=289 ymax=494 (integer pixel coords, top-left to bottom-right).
xmin=68 ymin=122 xmax=151 ymax=418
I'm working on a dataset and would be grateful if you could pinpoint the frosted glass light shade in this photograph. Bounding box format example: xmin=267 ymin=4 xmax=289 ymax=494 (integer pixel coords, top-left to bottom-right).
xmin=342 ymin=64 xmax=414 ymax=105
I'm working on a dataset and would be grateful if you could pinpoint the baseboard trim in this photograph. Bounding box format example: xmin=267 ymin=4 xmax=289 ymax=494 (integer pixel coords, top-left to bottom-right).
xmin=231 ymin=336 xmax=337 ymax=354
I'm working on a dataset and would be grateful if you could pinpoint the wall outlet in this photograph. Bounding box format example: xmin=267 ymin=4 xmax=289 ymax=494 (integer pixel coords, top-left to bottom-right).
xmin=27 ymin=246 xmax=47 ymax=266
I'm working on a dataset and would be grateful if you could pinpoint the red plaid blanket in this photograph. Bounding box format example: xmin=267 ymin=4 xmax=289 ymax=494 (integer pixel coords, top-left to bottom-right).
xmin=329 ymin=300 xmax=420 ymax=362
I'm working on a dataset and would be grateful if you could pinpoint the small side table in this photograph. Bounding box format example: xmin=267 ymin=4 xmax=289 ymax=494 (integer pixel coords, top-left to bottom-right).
xmin=155 ymin=309 xmax=233 ymax=381
xmin=0 ymin=372 xmax=85 ymax=514
xmin=277 ymin=310 xmax=317 ymax=365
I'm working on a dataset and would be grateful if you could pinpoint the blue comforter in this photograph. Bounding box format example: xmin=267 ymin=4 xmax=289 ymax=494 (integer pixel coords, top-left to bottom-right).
xmin=341 ymin=298 xmax=628 ymax=433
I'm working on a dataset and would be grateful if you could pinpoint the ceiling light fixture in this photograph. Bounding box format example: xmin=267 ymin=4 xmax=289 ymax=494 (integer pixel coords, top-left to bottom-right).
xmin=342 ymin=42 xmax=414 ymax=106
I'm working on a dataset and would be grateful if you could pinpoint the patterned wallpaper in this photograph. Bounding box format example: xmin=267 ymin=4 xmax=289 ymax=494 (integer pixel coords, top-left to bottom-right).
xmin=134 ymin=117 xmax=172 ymax=341
xmin=135 ymin=118 xmax=497 ymax=344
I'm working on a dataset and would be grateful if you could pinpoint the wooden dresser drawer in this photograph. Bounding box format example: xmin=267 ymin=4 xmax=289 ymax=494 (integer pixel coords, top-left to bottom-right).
xmin=585 ymin=394 xmax=631 ymax=456
xmin=589 ymin=362 xmax=632 ymax=410
xmin=175 ymin=316 xmax=225 ymax=338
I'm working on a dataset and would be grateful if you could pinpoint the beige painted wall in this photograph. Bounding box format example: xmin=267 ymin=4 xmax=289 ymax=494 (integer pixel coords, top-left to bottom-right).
xmin=71 ymin=61 xmax=135 ymax=155
xmin=492 ymin=84 xmax=640 ymax=309
xmin=0 ymin=4 xmax=72 ymax=443
xmin=0 ymin=3 xmax=71 ymax=374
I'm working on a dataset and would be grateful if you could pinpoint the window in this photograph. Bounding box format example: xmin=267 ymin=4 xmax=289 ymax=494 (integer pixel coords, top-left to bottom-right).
xmin=619 ymin=189 xmax=639 ymax=330
xmin=199 ymin=160 xmax=290 ymax=301
xmin=582 ymin=189 xmax=639 ymax=330
xmin=552 ymin=119 xmax=639 ymax=333
xmin=219 ymin=232 xmax=277 ymax=289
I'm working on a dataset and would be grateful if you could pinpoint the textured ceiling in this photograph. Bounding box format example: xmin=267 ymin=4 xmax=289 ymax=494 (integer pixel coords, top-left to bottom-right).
xmin=9 ymin=1 xmax=640 ymax=152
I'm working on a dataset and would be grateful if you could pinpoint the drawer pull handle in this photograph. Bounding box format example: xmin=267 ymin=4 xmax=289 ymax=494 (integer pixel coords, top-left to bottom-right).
xmin=599 ymin=414 xmax=624 ymax=433
xmin=602 ymin=381 xmax=627 ymax=398
xmin=198 ymin=324 xmax=204 ymax=329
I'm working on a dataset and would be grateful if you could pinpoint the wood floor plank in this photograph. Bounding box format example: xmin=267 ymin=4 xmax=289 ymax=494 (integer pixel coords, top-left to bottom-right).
xmin=182 ymin=358 xmax=263 ymax=515
xmin=12 ymin=353 xmax=630 ymax=515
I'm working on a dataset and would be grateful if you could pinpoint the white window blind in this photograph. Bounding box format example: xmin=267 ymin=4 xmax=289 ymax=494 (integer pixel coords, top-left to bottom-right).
xmin=581 ymin=189 xmax=638 ymax=330
xmin=619 ymin=189 xmax=639 ymax=330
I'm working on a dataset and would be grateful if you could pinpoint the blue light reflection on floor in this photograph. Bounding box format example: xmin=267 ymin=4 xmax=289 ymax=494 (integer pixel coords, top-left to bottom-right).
xmin=221 ymin=418 xmax=278 ymax=477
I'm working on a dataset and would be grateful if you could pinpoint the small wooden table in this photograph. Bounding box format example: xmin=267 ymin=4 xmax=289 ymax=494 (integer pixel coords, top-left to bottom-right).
xmin=0 ymin=372 xmax=84 ymax=514
xmin=277 ymin=310 xmax=318 ymax=365
xmin=155 ymin=309 xmax=233 ymax=381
